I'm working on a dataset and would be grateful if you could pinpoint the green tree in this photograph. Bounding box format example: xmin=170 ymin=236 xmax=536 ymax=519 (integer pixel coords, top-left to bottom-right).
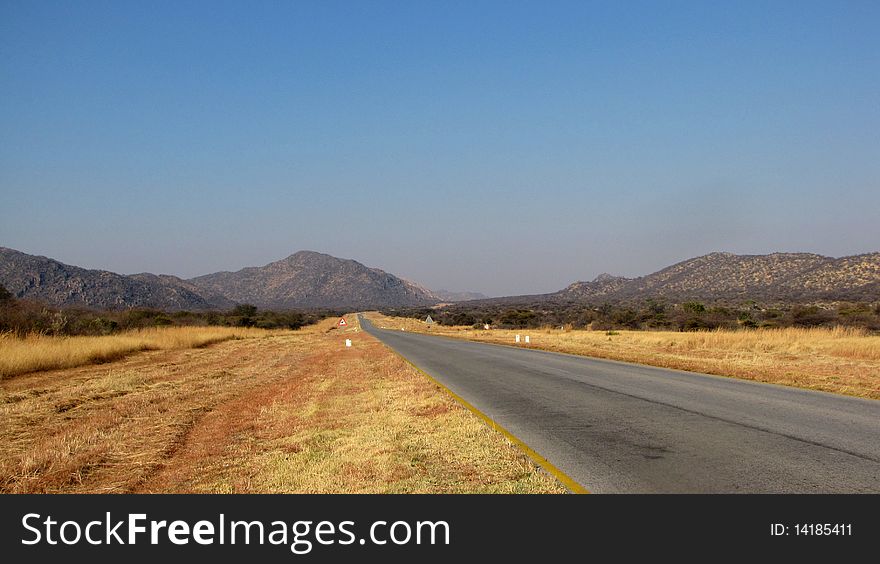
xmin=231 ymin=304 xmax=258 ymax=327
xmin=682 ymin=301 xmax=706 ymax=314
xmin=232 ymin=304 xmax=258 ymax=317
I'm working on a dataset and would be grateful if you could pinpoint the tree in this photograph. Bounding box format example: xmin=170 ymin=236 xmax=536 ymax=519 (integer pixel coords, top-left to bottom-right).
xmin=682 ymin=301 xmax=706 ymax=314
xmin=232 ymin=304 xmax=258 ymax=327
xmin=232 ymin=304 xmax=258 ymax=317
xmin=0 ymin=284 xmax=12 ymax=302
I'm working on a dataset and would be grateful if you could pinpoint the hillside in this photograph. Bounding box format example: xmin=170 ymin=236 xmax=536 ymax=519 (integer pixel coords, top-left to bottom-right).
xmin=3 ymin=247 xmax=876 ymax=312
xmin=0 ymin=247 xmax=231 ymax=311
xmin=558 ymin=273 xmax=632 ymax=300
xmin=0 ymin=248 xmax=441 ymax=311
xmin=188 ymin=251 xmax=438 ymax=309
xmin=555 ymin=252 xmax=880 ymax=303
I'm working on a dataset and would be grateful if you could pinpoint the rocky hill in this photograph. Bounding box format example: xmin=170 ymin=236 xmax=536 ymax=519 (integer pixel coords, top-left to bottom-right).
xmin=558 ymin=273 xmax=632 ymax=300
xmin=0 ymin=247 xmax=233 ymax=311
xmin=555 ymin=252 xmax=880 ymax=303
xmin=0 ymin=247 xmax=440 ymax=311
xmin=3 ymin=246 xmax=876 ymax=312
xmin=188 ymin=251 xmax=438 ymax=309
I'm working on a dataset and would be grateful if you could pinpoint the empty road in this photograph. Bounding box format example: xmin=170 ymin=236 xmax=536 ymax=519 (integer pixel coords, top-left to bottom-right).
xmin=361 ymin=316 xmax=880 ymax=493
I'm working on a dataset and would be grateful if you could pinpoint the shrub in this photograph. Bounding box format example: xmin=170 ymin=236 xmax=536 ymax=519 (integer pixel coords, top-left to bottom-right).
xmin=682 ymin=301 xmax=706 ymax=314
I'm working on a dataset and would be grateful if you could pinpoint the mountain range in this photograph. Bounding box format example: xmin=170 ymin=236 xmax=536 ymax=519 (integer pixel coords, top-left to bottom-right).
xmin=0 ymin=246 xmax=877 ymax=311
xmin=0 ymin=247 xmax=438 ymax=311
xmin=550 ymin=252 xmax=880 ymax=304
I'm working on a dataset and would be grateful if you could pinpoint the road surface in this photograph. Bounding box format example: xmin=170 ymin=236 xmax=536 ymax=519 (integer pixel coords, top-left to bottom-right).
xmin=360 ymin=316 xmax=880 ymax=493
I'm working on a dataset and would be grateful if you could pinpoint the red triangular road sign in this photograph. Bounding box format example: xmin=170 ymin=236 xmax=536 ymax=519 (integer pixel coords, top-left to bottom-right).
xmin=338 ymin=317 xmax=347 ymax=327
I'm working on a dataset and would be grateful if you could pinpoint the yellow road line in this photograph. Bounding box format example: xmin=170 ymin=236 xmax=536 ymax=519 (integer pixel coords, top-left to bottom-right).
xmin=390 ymin=348 xmax=590 ymax=494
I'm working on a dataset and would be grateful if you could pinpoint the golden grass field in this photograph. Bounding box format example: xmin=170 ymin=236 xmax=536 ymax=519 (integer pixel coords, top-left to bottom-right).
xmin=0 ymin=317 xmax=564 ymax=493
xmin=368 ymin=313 xmax=880 ymax=399
xmin=0 ymin=326 xmax=277 ymax=379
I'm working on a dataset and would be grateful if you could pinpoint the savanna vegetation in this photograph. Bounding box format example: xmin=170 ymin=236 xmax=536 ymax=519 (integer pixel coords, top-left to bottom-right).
xmin=0 ymin=287 xmax=339 ymax=379
xmin=0 ymin=285 xmax=334 ymax=337
xmin=0 ymin=316 xmax=564 ymax=493
xmin=382 ymin=298 xmax=880 ymax=332
xmin=0 ymin=326 xmax=282 ymax=379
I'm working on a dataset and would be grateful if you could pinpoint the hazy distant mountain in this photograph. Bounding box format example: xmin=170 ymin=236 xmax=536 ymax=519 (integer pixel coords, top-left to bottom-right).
xmin=188 ymin=251 xmax=438 ymax=309
xmin=0 ymin=247 xmax=233 ymax=311
xmin=554 ymin=252 xmax=880 ymax=303
xmin=433 ymin=290 xmax=490 ymax=302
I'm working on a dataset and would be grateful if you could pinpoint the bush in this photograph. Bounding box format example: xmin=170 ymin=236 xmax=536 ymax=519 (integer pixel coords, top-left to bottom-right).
xmin=0 ymin=297 xmax=329 ymax=336
xmin=612 ymin=308 xmax=640 ymax=329
xmin=232 ymin=304 xmax=258 ymax=317
xmin=682 ymin=301 xmax=706 ymax=314
xmin=380 ymin=299 xmax=878 ymax=334
xmin=499 ymin=309 xmax=537 ymax=328
xmin=791 ymin=305 xmax=835 ymax=327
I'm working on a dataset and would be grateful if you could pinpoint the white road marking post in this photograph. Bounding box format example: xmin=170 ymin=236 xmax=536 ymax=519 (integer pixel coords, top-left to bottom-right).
xmin=525 ymin=335 xmax=530 ymax=344
xmin=345 ymin=339 xmax=352 ymax=347
xmin=515 ymin=334 xmax=521 ymax=343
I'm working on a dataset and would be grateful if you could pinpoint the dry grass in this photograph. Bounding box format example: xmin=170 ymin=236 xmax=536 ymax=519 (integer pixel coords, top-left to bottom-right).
xmin=0 ymin=316 xmax=564 ymax=493
xmin=368 ymin=313 xmax=880 ymax=399
xmin=0 ymin=326 xmax=277 ymax=379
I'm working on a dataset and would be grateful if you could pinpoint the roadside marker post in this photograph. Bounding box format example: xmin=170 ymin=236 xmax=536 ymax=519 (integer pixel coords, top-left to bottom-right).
xmin=515 ymin=334 xmax=521 ymax=343
xmin=345 ymin=339 xmax=352 ymax=348
xmin=525 ymin=335 xmax=530 ymax=344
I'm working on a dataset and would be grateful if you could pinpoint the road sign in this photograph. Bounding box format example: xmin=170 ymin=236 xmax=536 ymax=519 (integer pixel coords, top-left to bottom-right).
xmin=338 ymin=317 xmax=347 ymax=327
xmin=425 ymin=315 xmax=434 ymax=324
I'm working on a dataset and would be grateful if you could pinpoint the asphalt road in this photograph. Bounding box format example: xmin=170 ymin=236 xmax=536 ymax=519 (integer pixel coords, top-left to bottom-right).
xmin=360 ymin=316 xmax=880 ymax=493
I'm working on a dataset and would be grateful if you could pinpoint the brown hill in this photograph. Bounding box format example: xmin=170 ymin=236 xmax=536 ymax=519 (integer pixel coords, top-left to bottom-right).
xmin=555 ymin=252 xmax=880 ymax=303
xmin=0 ymin=247 xmax=233 ymax=311
xmin=559 ymin=273 xmax=632 ymax=300
xmin=188 ymin=251 xmax=438 ymax=309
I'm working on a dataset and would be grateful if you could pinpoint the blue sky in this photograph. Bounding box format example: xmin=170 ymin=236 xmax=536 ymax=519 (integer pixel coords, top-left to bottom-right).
xmin=2 ymin=1 xmax=878 ymax=296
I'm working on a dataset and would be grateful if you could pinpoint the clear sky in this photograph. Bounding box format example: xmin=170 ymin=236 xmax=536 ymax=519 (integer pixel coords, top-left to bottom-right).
xmin=2 ymin=1 xmax=878 ymax=296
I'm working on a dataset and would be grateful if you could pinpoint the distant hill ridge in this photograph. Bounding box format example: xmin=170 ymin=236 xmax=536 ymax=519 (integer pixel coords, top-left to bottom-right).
xmin=1 ymin=247 xmax=877 ymax=311
xmin=0 ymin=247 xmax=440 ymax=311
xmin=555 ymin=251 xmax=880 ymax=303
xmin=0 ymin=247 xmax=234 ymax=311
